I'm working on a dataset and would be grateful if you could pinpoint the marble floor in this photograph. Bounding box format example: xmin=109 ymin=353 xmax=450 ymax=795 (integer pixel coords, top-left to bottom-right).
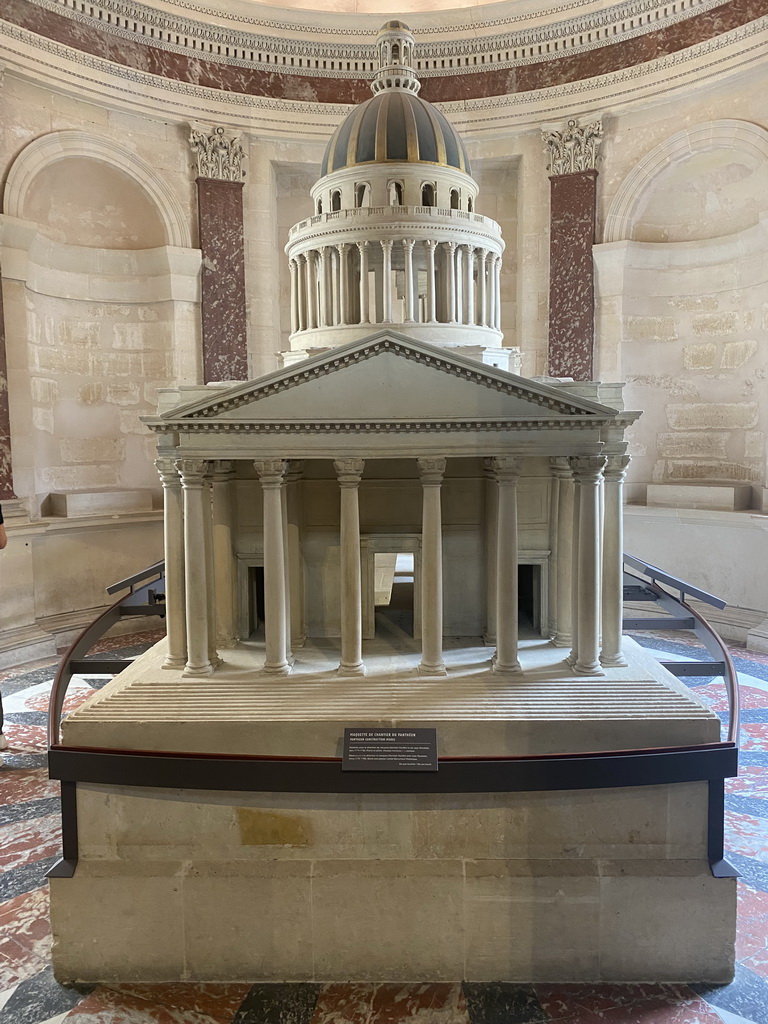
xmin=1 ymin=629 xmax=768 ymax=1024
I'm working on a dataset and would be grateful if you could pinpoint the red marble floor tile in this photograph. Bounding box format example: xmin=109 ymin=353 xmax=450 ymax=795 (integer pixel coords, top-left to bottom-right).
xmin=728 ymin=767 xmax=768 ymax=798
xmin=736 ymin=886 xmax=768 ymax=961
xmin=23 ymin=684 xmax=95 ymax=715
xmin=724 ymin=810 xmax=768 ymax=859
xmin=0 ymin=722 xmax=47 ymax=752
xmin=368 ymin=983 xmax=469 ymax=1023
xmin=0 ymin=814 xmax=62 ymax=871
xmin=0 ymin=767 xmax=58 ymax=805
xmin=708 ymin=684 xmax=768 ymax=713
xmin=311 ymin=982 xmax=375 ymax=1023
xmin=0 ymin=885 xmax=53 ymax=964
xmin=537 ymin=985 xmax=723 ymax=1023
xmin=63 ymin=984 xmax=242 ymax=1023
xmin=741 ymin=945 xmax=768 ymax=980
xmin=109 ymin=983 xmax=252 ymax=1019
xmin=0 ymin=934 xmax=49 ymax=991
xmin=739 ymin=723 xmax=768 ymax=752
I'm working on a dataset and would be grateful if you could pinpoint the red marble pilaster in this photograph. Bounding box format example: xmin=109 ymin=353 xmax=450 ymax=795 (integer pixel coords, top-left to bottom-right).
xmin=0 ymin=269 xmax=17 ymax=500
xmin=196 ymin=178 xmax=248 ymax=383
xmin=547 ymin=168 xmax=597 ymax=381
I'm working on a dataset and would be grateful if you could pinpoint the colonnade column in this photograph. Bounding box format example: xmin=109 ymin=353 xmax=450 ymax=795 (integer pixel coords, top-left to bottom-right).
xmin=306 ymin=252 xmax=318 ymax=330
xmin=483 ymin=458 xmax=498 ymax=644
xmin=318 ymin=248 xmax=330 ymax=327
xmin=335 ymin=458 xmax=366 ymax=676
xmin=211 ymin=460 xmax=238 ymax=648
xmin=155 ymin=458 xmax=187 ymax=669
xmin=547 ymin=458 xmax=561 ymax=640
xmin=425 ymin=241 xmax=438 ymax=323
xmin=465 ymin=246 xmax=476 ymax=325
xmin=443 ymin=242 xmax=457 ymax=322
xmin=455 ymin=246 xmax=464 ymax=324
xmin=551 ymin=457 xmax=574 ymax=648
xmin=358 ymin=241 xmax=370 ymax=324
xmin=417 ymin=457 xmax=447 ymax=676
xmin=493 ymin=456 xmax=523 ymax=674
xmin=477 ymin=249 xmax=488 ymax=327
xmin=493 ymin=254 xmax=502 ymax=329
xmin=285 ymin=462 xmax=306 ymax=648
xmin=402 ymin=240 xmax=416 ymax=322
xmin=254 ymin=459 xmax=291 ymax=676
xmin=202 ymin=468 xmax=220 ymax=669
xmin=338 ymin=244 xmax=351 ymax=325
xmin=297 ymin=255 xmax=307 ymax=332
xmin=281 ymin=462 xmax=294 ymax=667
xmin=289 ymin=260 xmax=299 ymax=335
xmin=570 ymin=455 xmax=606 ymax=675
xmin=487 ymin=253 xmax=496 ymax=330
xmin=177 ymin=459 xmax=213 ymax=677
xmin=380 ymin=240 xmax=393 ymax=323
xmin=601 ymin=455 xmax=631 ymax=667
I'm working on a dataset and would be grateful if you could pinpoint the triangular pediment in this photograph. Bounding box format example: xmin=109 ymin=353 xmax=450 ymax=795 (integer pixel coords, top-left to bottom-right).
xmin=159 ymin=333 xmax=617 ymax=426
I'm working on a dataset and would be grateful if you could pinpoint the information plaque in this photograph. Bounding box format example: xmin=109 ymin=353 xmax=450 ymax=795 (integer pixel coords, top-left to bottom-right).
xmin=342 ymin=728 xmax=438 ymax=772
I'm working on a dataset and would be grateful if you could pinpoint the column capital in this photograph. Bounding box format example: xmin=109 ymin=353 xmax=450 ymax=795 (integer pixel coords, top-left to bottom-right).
xmin=549 ymin=455 xmax=573 ymax=480
xmin=464 ymin=244 xmax=476 ymax=258
xmin=155 ymin=457 xmax=180 ymax=483
xmin=337 ymin=242 xmax=351 ymax=255
xmin=334 ymin=458 xmax=365 ymax=487
xmin=542 ymin=117 xmax=603 ymax=175
xmin=417 ymin=456 xmax=446 ymax=485
xmin=254 ymin=459 xmax=287 ymax=486
xmin=492 ymin=456 xmax=523 ymax=483
xmin=176 ymin=458 xmax=208 ymax=484
xmin=442 ymin=241 xmax=457 ymax=253
xmin=604 ymin=454 xmax=631 ymax=481
xmin=379 ymin=239 xmax=393 ymax=254
xmin=211 ymin=459 xmax=235 ymax=480
xmin=402 ymin=238 xmax=415 ymax=252
xmin=569 ymin=454 xmax=607 ymax=483
xmin=289 ymin=259 xmax=299 ymax=275
xmin=357 ymin=240 xmax=369 ymax=253
xmin=424 ymin=240 xmax=438 ymax=254
xmin=188 ymin=123 xmax=246 ymax=182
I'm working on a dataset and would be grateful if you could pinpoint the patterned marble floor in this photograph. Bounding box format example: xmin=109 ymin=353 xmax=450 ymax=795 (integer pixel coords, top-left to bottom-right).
xmin=1 ymin=629 xmax=768 ymax=1024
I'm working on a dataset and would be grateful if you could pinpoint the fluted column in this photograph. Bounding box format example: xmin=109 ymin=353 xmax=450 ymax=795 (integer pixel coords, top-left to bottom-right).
xmin=338 ymin=243 xmax=351 ymax=325
xmin=570 ymin=455 xmax=606 ymax=675
xmin=177 ymin=459 xmax=213 ymax=677
xmin=493 ymin=456 xmax=523 ymax=674
xmin=306 ymin=250 xmax=318 ymax=330
xmin=297 ymin=255 xmax=307 ymax=332
xmin=455 ymin=245 xmax=464 ymax=324
xmin=443 ymin=242 xmax=457 ymax=323
xmin=551 ymin=459 xmax=575 ymax=648
xmin=601 ymin=455 xmax=631 ymax=667
xmin=330 ymin=247 xmax=340 ymax=325
xmin=425 ymin=241 xmax=438 ymax=323
xmin=358 ymin=241 xmax=370 ymax=324
xmin=483 ymin=458 xmax=498 ymax=644
xmin=334 ymin=458 xmax=366 ymax=676
xmin=318 ymin=247 xmax=330 ymax=327
xmin=465 ymin=246 xmax=476 ymax=325
xmin=289 ymin=259 xmax=299 ymax=335
xmin=254 ymin=459 xmax=291 ymax=675
xmin=155 ymin=458 xmax=187 ymax=669
xmin=380 ymin=239 xmax=393 ymax=322
xmin=402 ymin=239 xmax=416 ymax=322
xmin=477 ymin=249 xmax=488 ymax=327
xmin=417 ymin=457 xmax=447 ymax=676
xmin=488 ymin=253 xmax=497 ymax=331
xmin=494 ymin=254 xmax=503 ymax=329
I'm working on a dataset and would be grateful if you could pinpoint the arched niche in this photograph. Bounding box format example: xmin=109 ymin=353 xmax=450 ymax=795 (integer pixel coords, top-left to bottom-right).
xmin=604 ymin=120 xmax=768 ymax=244
xmin=3 ymin=131 xmax=191 ymax=249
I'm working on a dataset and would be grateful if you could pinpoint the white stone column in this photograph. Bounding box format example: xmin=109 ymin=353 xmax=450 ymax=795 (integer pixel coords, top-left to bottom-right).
xmin=402 ymin=239 xmax=416 ymax=322
xmin=202 ymin=469 xmax=220 ymax=669
xmin=483 ymin=458 xmax=498 ymax=644
xmin=547 ymin=458 xmax=560 ymax=640
xmin=493 ymin=456 xmax=523 ymax=674
xmin=297 ymin=255 xmax=307 ymax=332
xmin=254 ymin=459 xmax=291 ymax=675
xmin=465 ymin=246 xmax=476 ymax=325
xmin=493 ymin=253 xmax=503 ymax=329
xmin=417 ymin=456 xmax=447 ymax=676
xmin=570 ymin=455 xmax=606 ymax=675
xmin=330 ymin=247 xmax=339 ymax=325
xmin=568 ymin=469 xmax=581 ymax=666
xmin=488 ymin=253 xmax=497 ymax=331
xmin=455 ymin=245 xmax=464 ymax=324
xmin=477 ymin=249 xmax=488 ymax=327
xmin=289 ymin=259 xmax=299 ymax=335
xmin=306 ymin=250 xmax=318 ymax=330
xmin=380 ymin=239 xmax=393 ymax=322
xmin=338 ymin=243 xmax=350 ymax=325
xmin=285 ymin=461 xmax=306 ymax=647
xmin=318 ymin=247 xmax=330 ymax=327
xmin=212 ymin=460 xmax=237 ymax=648
xmin=177 ymin=458 xmax=213 ymax=677
xmin=155 ymin=458 xmax=187 ymax=669
xmin=443 ymin=242 xmax=457 ymax=323
xmin=334 ymin=458 xmax=366 ymax=676
xmin=425 ymin=241 xmax=438 ymax=323
xmin=601 ymin=455 xmax=631 ymax=668
xmin=552 ymin=458 xmax=574 ymax=648
xmin=281 ymin=463 xmax=294 ymax=667
xmin=358 ymin=241 xmax=370 ymax=324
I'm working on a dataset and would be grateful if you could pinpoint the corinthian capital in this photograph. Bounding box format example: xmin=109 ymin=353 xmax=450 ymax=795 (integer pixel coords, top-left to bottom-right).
xmin=189 ymin=123 xmax=246 ymax=182
xmin=542 ymin=118 xmax=603 ymax=175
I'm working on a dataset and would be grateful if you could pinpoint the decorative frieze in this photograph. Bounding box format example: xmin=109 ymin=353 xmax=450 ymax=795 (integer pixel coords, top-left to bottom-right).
xmin=542 ymin=118 xmax=603 ymax=176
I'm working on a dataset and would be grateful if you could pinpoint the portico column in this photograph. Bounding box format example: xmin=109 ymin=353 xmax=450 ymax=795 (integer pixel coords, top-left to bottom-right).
xmin=477 ymin=249 xmax=488 ymax=327
xmin=465 ymin=246 xmax=476 ymax=325
xmin=380 ymin=239 xmax=393 ymax=322
xmin=417 ymin=457 xmax=447 ymax=676
xmin=402 ymin=239 xmax=416 ymax=322
xmin=455 ymin=245 xmax=464 ymax=323
xmin=334 ymin=458 xmax=366 ymax=676
xmin=289 ymin=259 xmax=299 ymax=335
xmin=177 ymin=459 xmax=213 ymax=677
xmin=155 ymin=458 xmax=187 ymax=668
xmin=493 ymin=456 xmax=523 ymax=674
xmin=551 ymin=457 xmax=574 ymax=648
xmin=483 ymin=458 xmax=498 ymax=644
xmin=202 ymin=469 xmax=220 ymax=669
xmin=254 ymin=459 xmax=291 ymax=676
xmin=297 ymin=255 xmax=307 ymax=332
xmin=211 ymin=461 xmax=237 ymax=647
xmin=358 ymin=241 xmax=370 ymax=323
xmin=492 ymin=254 xmax=502 ymax=329
xmin=425 ymin=241 xmax=438 ymax=323
xmin=547 ymin=458 xmax=560 ymax=640
xmin=281 ymin=463 xmax=294 ymax=667
xmin=443 ymin=242 xmax=457 ymax=322
xmin=601 ymin=455 xmax=631 ymax=667
xmin=318 ymin=247 xmax=330 ymax=327
xmin=306 ymin=251 xmax=318 ymax=329
xmin=488 ymin=253 xmax=496 ymax=330
xmin=338 ymin=243 xmax=351 ymax=325
xmin=570 ymin=455 xmax=606 ymax=675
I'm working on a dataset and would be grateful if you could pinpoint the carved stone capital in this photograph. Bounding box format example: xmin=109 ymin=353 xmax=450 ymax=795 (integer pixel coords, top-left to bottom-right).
xmin=155 ymin=457 xmax=180 ymax=485
xmin=189 ymin=123 xmax=246 ymax=182
xmin=542 ymin=118 xmax=603 ymax=175
xmin=604 ymin=454 xmax=631 ymax=482
xmin=417 ymin=456 xmax=446 ymax=486
xmin=176 ymin=458 xmax=208 ymax=486
xmin=549 ymin=455 xmax=573 ymax=480
xmin=334 ymin=458 xmax=365 ymax=487
xmin=569 ymin=454 xmax=607 ymax=483
xmin=492 ymin=456 xmax=523 ymax=484
xmin=254 ymin=458 xmax=287 ymax=487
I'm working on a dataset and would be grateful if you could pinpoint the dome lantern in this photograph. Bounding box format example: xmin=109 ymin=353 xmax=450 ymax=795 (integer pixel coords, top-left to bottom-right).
xmin=371 ymin=20 xmax=420 ymax=95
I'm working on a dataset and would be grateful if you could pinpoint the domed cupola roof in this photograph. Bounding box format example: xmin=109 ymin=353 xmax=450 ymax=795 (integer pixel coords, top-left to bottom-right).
xmin=319 ymin=21 xmax=471 ymax=177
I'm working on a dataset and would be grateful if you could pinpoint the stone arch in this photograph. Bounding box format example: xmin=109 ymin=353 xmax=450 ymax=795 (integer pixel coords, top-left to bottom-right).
xmin=3 ymin=130 xmax=191 ymax=248
xmin=604 ymin=120 xmax=768 ymax=243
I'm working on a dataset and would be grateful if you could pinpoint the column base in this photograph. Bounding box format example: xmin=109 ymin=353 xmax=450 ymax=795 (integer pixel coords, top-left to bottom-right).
xmin=418 ymin=662 xmax=447 ymax=676
xmin=552 ymin=633 xmax=572 ymax=648
xmin=600 ymin=653 xmax=628 ymax=668
xmin=565 ymin=652 xmax=577 ymax=666
xmin=337 ymin=662 xmax=367 ymax=677
xmin=493 ymin=660 xmax=522 ymax=675
xmin=162 ymin=656 xmax=187 ymax=670
xmin=263 ymin=662 xmax=292 ymax=677
xmin=182 ymin=661 xmax=214 ymax=677
xmin=573 ymin=660 xmax=605 ymax=676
